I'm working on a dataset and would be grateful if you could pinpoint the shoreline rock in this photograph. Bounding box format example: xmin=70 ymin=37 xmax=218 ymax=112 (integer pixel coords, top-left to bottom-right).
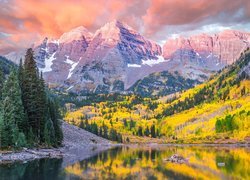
xmin=165 ymin=154 xmax=188 ymax=164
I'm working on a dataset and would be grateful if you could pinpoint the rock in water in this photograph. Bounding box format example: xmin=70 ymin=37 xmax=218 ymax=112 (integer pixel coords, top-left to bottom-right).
xmin=166 ymin=154 xmax=188 ymax=164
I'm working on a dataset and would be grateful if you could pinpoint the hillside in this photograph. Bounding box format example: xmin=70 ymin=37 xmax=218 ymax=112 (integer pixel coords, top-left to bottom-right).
xmin=0 ymin=56 xmax=16 ymax=75
xmin=158 ymin=48 xmax=250 ymax=143
xmin=64 ymin=48 xmax=250 ymax=143
xmin=129 ymin=71 xmax=199 ymax=97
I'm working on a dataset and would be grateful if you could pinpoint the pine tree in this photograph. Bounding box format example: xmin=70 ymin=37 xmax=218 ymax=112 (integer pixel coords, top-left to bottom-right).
xmin=215 ymin=119 xmax=222 ymax=133
xmin=0 ymin=69 xmax=27 ymax=148
xmin=37 ymin=72 xmax=47 ymax=143
xmin=150 ymin=125 xmax=156 ymax=138
xmin=0 ymin=102 xmax=12 ymax=148
xmin=109 ymin=129 xmax=117 ymax=141
xmin=44 ymin=117 xmax=55 ymax=147
xmin=144 ymin=126 xmax=150 ymax=137
xmin=0 ymin=67 xmax=4 ymax=100
xmin=103 ymin=124 xmax=108 ymax=139
xmin=47 ymin=96 xmax=63 ymax=146
xmin=137 ymin=126 xmax=143 ymax=136
xmin=22 ymin=48 xmax=41 ymax=138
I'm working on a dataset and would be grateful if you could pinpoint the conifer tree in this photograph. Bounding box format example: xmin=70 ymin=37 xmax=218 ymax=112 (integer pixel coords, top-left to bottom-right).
xmin=144 ymin=126 xmax=150 ymax=137
xmin=0 ymin=68 xmax=4 ymax=100
xmin=0 ymin=69 xmax=27 ymax=148
xmin=37 ymin=73 xmax=47 ymax=143
xmin=150 ymin=124 xmax=156 ymax=138
xmin=137 ymin=126 xmax=143 ymax=136
xmin=0 ymin=48 xmax=63 ymax=149
xmin=22 ymin=48 xmax=41 ymax=138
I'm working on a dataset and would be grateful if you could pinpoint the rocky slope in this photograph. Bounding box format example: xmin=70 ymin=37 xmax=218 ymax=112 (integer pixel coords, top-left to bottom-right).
xmin=0 ymin=121 xmax=113 ymax=164
xmin=65 ymin=20 xmax=162 ymax=93
xmin=4 ymin=21 xmax=250 ymax=96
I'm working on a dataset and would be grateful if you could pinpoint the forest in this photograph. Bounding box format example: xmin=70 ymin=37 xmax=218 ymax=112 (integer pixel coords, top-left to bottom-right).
xmin=0 ymin=49 xmax=63 ymax=149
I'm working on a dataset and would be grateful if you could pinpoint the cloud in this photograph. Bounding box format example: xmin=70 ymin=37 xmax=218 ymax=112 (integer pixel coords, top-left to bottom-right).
xmin=0 ymin=0 xmax=150 ymax=53
xmin=0 ymin=0 xmax=250 ymax=54
xmin=143 ymin=0 xmax=250 ymax=39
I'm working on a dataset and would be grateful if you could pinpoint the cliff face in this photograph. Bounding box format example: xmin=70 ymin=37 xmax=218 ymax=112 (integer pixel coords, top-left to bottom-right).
xmin=163 ymin=30 xmax=250 ymax=66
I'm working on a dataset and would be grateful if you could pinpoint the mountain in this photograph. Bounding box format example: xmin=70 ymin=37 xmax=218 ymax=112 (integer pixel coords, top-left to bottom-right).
xmin=4 ymin=21 xmax=250 ymax=95
xmin=64 ymin=20 xmax=162 ymax=93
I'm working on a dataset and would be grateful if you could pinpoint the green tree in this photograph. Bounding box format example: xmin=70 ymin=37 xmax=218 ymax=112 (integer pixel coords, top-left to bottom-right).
xmin=137 ymin=126 xmax=143 ymax=136
xmin=151 ymin=124 xmax=156 ymax=138
xmin=22 ymin=48 xmax=41 ymax=138
xmin=0 ymin=69 xmax=27 ymax=148
xmin=215 ymin=119 xmax=222 ymax=133
xmin=0 ymin=67 xmax=4 ymax=100
xmin=144 ymin=126 xmax=150 ymax=137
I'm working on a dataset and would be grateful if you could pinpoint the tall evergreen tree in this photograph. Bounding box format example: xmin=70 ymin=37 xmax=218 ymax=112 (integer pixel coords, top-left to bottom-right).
xmin=22 ymin=48 xmax=41 ymax=138
xmin=144 ymin=126 xmax=150 ymax=137
xmin=150 ymin=124 xmax=156 ymax=138
xmin=0 ymin=68 xmax=4 ymax=100
xmin=37 ymin=73 xmax=47 ymax=143
xmin=0 ymin=69 xmax=27 ymax=148
xmin=0 ymin=48 xmax=63 ymax=149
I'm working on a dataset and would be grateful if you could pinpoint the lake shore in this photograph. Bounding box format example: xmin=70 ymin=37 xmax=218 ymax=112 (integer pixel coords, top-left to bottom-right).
xmin=0 ymin=121 xmax=120 ymax=165
xmin=1 ymin=121 xmax=249 ymax=165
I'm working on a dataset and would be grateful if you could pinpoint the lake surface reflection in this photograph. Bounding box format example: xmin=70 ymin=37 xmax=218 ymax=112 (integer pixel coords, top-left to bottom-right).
xmin=1 ymin=145 xmax=249 ymax=180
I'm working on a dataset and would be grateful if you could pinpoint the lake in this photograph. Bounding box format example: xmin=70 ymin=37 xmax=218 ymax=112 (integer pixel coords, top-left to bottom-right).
xmin=0 ymin=145 xmax=249 ymax=180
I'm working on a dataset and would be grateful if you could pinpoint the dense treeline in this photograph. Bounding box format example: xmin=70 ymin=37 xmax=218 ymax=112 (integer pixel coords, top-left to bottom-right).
xmin=65 ymin=94 xmax=161 ymax=142
xmin=0 ymin=48 xmax=63 ymax=149
xmin=77 ymin=118 xmax=123 ymax=143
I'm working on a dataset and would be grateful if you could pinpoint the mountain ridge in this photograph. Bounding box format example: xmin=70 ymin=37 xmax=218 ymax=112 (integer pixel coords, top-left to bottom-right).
xmin=3 ymin=21 xmax=250 ymax=95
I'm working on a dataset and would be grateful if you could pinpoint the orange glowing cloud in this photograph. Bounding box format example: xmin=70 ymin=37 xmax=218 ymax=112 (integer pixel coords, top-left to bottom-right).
xmin=143 ymin=0 xmax=250 ymax=36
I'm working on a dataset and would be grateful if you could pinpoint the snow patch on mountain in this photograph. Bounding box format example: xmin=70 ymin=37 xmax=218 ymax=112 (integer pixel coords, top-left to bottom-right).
xmin=128 ymin=64 xmax=142 ymax=68
xmin=65 ymin=55 xmax=79 ymax=79
xmin=51 ymin=40 xmax=60 ymax=46
xmin=66 ymin=85 xmax=74 ymax=91
xmin=40 ymin=52 xmax=56 ymax=73
xmin=142 ymin=56 xmax=168 ymax=67
xmin=59 ymin=26 xmax=92 ymax=43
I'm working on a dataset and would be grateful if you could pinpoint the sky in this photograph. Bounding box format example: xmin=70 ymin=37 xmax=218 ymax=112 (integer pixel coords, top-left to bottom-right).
xmin=0 ymin=0 xmax=250 ymax=54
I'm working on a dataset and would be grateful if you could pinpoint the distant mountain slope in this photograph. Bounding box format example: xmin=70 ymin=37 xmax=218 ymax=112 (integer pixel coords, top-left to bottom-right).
xmin=129 ymin=71 xmax=199 ymax=97
xmin=0 ymin=56 xmax=16 ymax=75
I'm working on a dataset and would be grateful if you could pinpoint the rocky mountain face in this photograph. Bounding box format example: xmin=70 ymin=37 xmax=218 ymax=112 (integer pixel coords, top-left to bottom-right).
xmin=66 ymin=21 xmax=162 ymax=93
xmin=4 ymin=21 xmax=250 ymax=96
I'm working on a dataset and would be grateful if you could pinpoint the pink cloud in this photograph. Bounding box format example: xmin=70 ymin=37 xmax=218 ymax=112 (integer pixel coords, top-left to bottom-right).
xmin=0 ymin=0 xmax=250 ymax=54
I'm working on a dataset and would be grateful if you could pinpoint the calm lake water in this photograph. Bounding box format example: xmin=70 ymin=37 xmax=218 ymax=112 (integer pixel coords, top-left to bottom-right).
xmin=0 ymin=145 xmax=249 ymax=180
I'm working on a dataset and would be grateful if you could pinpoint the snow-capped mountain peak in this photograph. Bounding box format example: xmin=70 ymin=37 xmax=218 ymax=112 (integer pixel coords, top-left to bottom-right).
xmin=4 ymin=22 xmax=250 ymax=95
xmin=59 ymin=26 xmax=92 ymax=43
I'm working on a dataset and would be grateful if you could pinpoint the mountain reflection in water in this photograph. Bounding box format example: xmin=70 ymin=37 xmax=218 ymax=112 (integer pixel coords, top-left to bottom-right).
xmin=1 ymin=145 xmax=249 ymax=180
